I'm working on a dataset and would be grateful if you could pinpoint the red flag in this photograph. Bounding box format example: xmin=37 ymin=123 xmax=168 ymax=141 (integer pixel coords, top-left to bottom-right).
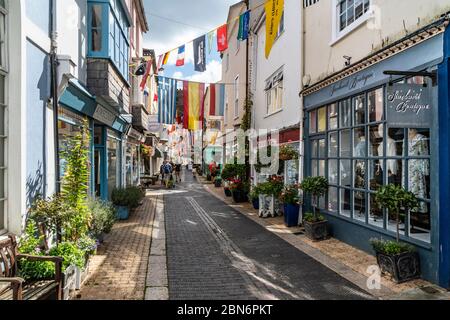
xmin=217 ymin=24 xmax=228 ymax=52
xmin=140 ymin=60 xmax=152 ymax=91
xmin=209 ymin=84 xmax=216 ymax=116
xmin=153 ymin=93 xmax=158 ymax=102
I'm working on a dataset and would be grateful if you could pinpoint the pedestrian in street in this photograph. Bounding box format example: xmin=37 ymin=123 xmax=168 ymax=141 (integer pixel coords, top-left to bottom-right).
xmin=163 ymin=161 xmax=173 ymax=188
xmin=175 ymin=163 xmax=182 ymax=183
xmin=160 ymin=162 xmax=166 ymax=185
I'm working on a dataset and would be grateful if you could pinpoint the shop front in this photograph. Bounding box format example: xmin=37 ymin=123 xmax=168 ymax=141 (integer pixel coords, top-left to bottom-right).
xmin=125 ymin=128 xmax=143 ymax=187
xmin=302 ymin=20 xmax=450 ymax=287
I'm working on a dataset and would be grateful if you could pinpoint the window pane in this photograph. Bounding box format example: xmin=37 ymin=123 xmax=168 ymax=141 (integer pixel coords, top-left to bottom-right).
xmin=410 ymin=202 xmax=431 ymax=243
xmin=311 ymin=160 xmax=318 ymax=177
xmin=340 ymin=129 xmax=351 ymax=157
xmin=354 ymin=191 xmax=366 ymax=222
xmin=346 ymin=2 xmax=355 ymax=25
xmin=369 ymin=160 xmax=382 ymax=191
xmin=387 ymin=159 xmax=404 ymax=186
xmin=369 ymin=193 xmax=383 ymax=228
xmin=329 ymin=132 xmax=338 ymax=157
xmin=309 ymin=111 xmax=317 ymax=134
xmin=354 ymin=127 xmax=366 ymax=157
xmin=311 ymin=140 xmax=318 ymax=158
xmin=328 ymin=187 xmax=338 ymax=213
xmin=339 ymin=99 xmax=351 ymax=127
xmin=354 ymin=94 xmax=366 ymax=125
xmin=0 ymin=13 xmax=5 ymax=69
xmin=408 ymin=159 xmax=430 ymax=200
xmin=408 ymin=128 xmax=430 ymax=157
xmin=387 ymin=206 xmax=406 ymax=237
xmin=318 ymin=107 xmax=326 ymax=132
xmin=341 ymin=159 xmax=351 ymax=186
xmin=318 ymin=139 xmax=326 ymax=158
xmin=319 ymin=160 xmax=325 ymax=177
xmin=355 ymin=0 xmax=363 ymax=18
xmin=329 ymin=103 xmax=338 ymax=130
xmin=329 ymin=160 xmax=338 ymax=184
xmin=0 ymin=200 xmax=4 ymax=230
xmin=354 ymin=159 xmax=366 ymax=190
xmin=92 ymin=5 xmax=102 ymax=28
xmin=388 ymin=128 xmax=404 ymax=157
xmin=368 ymin=88 xmax=383 ymax=122
xmin=369 ymin=124 xmax=383 ymax=157
xmin=340 ymin=188 xmax=351 ymax=217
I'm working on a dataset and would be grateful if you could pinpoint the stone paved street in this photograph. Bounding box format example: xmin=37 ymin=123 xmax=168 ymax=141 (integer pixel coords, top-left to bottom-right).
xmin=164 ymin=171 xmax=373 ymax=300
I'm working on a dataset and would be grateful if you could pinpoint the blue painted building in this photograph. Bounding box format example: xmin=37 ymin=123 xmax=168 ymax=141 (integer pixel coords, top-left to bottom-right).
xmin=302 ymin=17 xmax=450 ymax=288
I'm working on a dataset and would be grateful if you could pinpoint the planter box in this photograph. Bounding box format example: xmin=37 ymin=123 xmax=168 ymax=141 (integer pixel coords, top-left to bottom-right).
xmin=284 ymin=204 xmax=300 ymax=227
xmin=258 ymin=194 xmax=281 ymax=218
xmin=75 ymin=258 xmax=91 ymax=290
xmin=116 ymin=206 xmax=129 ymax=220
xmin=232 ymin=190 xmax=248 ymax=203
xmin=304 ymin=220 xmax=328 ymax=241
xmin=62 ymin=264 xmax=77 ymax=300
xmin=375 ymin=251 xmax=421 ymax=283
xmin=224 ymin=188 xmax=232 ymax=197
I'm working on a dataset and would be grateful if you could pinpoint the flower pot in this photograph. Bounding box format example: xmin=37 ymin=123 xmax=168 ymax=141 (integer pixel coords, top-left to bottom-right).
xmin=214 ymin=180 xmax=222 ymax=188
xmin=304 ymin=220 xmax=328 ymax=241
xmin=279 ymin=154 xmax=292 ymax=161
xmin=116 ymin=206 xmax=129 ymax=220
xmin=224 ymin=188 xmax=232 ymax=197
xmin=207 ymin=174 xmax=212 ymax=181
xmin=232 ymin=190 xmax=248 ymax=203
xmin=284 ymin=204 xmax=300 ymax=227
xmin=258 ymin=194 xmax=281 ymax=218
xmin=375 ymin=251 xmax=421 ymax=283
xmin=251 ymin=198 xmax=260 ymax=210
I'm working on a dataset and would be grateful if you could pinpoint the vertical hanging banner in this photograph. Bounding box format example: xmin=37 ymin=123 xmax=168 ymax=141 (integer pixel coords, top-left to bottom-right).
xmin=193 ymin=35 xmax=206 ymax=72
xmin=183 ymin=81 xmax=205 ymax=130
xmin=217 ymin=24 xmax=228 ymax=52
xmin=176 ymin=45 xmax=185 ymax=66
xmin=162 ymin=51 xmax=170 ymax=66
xmin=238 ymin=11 xmax=250 ymax=41
xmin=209 ymin=84 xmax=225 ymax=117
xmin=265 ymin=0 xmax=284 ymax=59
xmin=158 ymin=76 xmax=178 ymax=125
xmin=207 ymin=31 xmax=215 ymax=54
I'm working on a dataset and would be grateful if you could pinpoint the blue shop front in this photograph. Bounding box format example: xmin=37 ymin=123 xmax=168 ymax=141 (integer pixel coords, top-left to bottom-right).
xmin=58 ymin=77 xmax=129 ymax=201
xmin=302 ymin=19 xmax=450 ymax=288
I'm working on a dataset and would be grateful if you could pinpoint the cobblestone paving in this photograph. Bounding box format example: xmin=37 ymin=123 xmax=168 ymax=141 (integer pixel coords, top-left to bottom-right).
xmin=165 ymin=173 xmax=373 ymax=300
xmin=75 ymin=196 xmax=157 ymax=300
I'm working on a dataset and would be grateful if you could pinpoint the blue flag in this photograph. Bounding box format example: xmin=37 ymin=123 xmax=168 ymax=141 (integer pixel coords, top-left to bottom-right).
xmin=158 ymin=76 xmax=178 ymax=125
xmin=238 ymin=11 xmax=250 ymax=41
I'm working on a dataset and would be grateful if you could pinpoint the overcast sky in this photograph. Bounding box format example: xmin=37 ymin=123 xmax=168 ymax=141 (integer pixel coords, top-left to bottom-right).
xmin=142 ymin=0 xmax=238 ymax=83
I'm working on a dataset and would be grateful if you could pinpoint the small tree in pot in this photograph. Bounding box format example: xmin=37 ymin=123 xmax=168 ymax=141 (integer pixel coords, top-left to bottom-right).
xmin=370 ymin=184 xmax=421 ymax=283
xmin=301 ymin=176 xmax=329 ymax=240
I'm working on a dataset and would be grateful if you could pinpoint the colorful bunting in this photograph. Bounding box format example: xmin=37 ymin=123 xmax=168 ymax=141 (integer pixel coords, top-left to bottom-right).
xmin=207 ymin=31 xmax=215 ymax=54
xmin=157 ymin=55 xmax=163 ymax=70
xmin=217 ymin=24 xmax=228 ymax=52
xmin=193 ymin=35 xmax=206 ymax=72
xmin=176 ymin=45 xmax=185 ymax=66
xmin=162 ymin=52 xmax=170 ymax=66
xmin=140 ymin=59 xmax=152 ymax=91
xmin=158 ymin=76 xmax=178 ymax=125
xmin=209 ymin=84 xmax=225 ymax=117
xmin=238 ymin=11 xmax=250 ymax=41
xmin=183 ymin=81 xmax=205 ymax=130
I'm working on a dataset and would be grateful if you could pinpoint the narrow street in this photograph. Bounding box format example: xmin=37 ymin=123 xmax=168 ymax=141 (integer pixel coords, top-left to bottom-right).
xmin=162 ymin=171 xmax=373 ymax=300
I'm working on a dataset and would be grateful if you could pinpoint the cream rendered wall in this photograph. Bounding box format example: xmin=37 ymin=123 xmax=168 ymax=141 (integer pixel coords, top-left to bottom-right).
xmin=251 ymin=0 xmax=302 ymax=133
xmin=304 ymin=0 xmax=450 ymax=85
xmin=221 ymin=3 xmax=247 ymax=132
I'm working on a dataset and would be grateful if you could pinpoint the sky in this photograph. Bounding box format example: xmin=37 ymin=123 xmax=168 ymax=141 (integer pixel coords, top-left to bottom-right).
xmin=142 ymin=0 xmax=238 ymax=84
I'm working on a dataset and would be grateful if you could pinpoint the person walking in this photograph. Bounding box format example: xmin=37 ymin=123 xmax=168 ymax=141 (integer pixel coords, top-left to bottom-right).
xmin=163 ymin=161 xmax=173 ymax=188
xmin=175 ymin=163 xmax=182 ymax=183
xmin=160 ymin=162 xmax=165 ymax=185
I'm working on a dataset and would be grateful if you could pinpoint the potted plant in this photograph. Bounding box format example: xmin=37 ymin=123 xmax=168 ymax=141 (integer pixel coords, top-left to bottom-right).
xmin=229 ymin=178 xmax=249 ymax=203
xmin=279 ymin=144 xmax=299 ymax=161
xmin=258 ymin=176 xmax=284 ymax=218
xmin=370 ymin=184 xmax=421 ymax=283
xmin=280 ymin=184 xmax=301 ymax=227
xmin=214 ymin=176 xmax=222 ymax=188
xmin=88 ymin=198 xmax=117 ymax=242
xmin=301 ymin=176 xmax=329 ymax=240
xmin=249 ymin=185 xmax=261 ymax=210
xmin=111 ymin=187 xmax=144 ymax=220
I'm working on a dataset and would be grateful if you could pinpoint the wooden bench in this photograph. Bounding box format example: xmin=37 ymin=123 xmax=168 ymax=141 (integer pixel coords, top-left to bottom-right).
xmin=0 ymin=235 xmax=63 ymax=300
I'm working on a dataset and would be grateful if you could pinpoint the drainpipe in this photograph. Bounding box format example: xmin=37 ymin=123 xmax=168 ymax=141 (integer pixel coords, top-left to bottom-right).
xmin=50 ymin=0 xmax=60 ymax=194
xmin=245 ymin=0 xmax=250 ymax=181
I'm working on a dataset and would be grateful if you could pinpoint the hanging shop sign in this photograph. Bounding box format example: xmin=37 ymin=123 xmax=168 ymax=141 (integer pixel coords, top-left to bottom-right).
xmin=93 ymin=104 xmax=116 ymax=127
xmin=386 ymin=83 xmax=433 ymax=128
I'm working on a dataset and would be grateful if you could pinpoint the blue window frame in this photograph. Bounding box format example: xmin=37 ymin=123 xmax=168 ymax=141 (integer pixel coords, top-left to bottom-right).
xmin=88 ymin=0 xmax=130 ymax=82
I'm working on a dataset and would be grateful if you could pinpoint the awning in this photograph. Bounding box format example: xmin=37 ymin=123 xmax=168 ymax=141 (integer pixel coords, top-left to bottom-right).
xmin=59 ymin=78 xmax=97 ymax=117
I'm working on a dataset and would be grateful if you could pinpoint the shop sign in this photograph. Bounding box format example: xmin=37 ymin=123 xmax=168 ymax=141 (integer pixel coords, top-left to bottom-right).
xmin=93 ymin=104 xmax=116 ymax=127
xmin=386 ymin=84 xmax=433 ymax=128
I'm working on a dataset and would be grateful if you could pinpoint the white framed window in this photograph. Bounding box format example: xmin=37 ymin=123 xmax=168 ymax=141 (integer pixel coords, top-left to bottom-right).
xmin=0 ymin=0 xmax=6 ymax=233
xmin=332 ymin=0 xmax=371 ymax=45
xmin=234 ymin=75 xmax=239 ymax=118
xmin=265 ymin=69 xmax=283 ymax=115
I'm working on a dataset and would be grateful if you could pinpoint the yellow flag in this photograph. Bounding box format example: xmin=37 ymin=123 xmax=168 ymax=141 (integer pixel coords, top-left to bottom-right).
xmin=265 ymin=0 xmax=284 ymax=59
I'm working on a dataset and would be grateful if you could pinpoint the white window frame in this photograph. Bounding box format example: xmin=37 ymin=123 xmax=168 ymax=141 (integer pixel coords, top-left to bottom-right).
xmin=0 ymin=0 xmax=7 ymax=234
xmin=331 ymin=0 xmax=373 ymax=46
xmin=265 ymin=69 xmax=283 ymax=116
xmin=234 ymin=75 xmax=239 ymax=119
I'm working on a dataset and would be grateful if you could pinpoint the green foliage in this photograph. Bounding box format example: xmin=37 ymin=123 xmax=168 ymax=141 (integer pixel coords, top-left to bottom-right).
xmin=279 ymin=144 xmax=299 ymax=160
xmin=303 ymin=212 xmax=325 ymax=223
xmin=49 ymin=242 xmax=85 ymax=270
xmin=88 ymin=198 xmax=117 ymax=237
xmin=111 ymin=187 xmax=145 ymax=208
xmin=77 ymin=235 xmax=98 ymax=256
xmin=249 ymin=184 xmax=263 ymax=200
xmin=301 ymin=176 xmax=329 ymax=221
xmin=374 ymin=184 xmax=419 ymax=242
xmin=279 ymin=184 xmax=300 ymax=205
xmin=220 ymin=164 xmax=247 ymax=181
xmin=60 ymin=119 xmax=92 ymax=241
xmin=240 ymin=95 xmax=253 ymax=131
xmin=370 ymin=238 xmax=416 ymax=255
xmin=258 ymin=176 xmax=284 ymax=198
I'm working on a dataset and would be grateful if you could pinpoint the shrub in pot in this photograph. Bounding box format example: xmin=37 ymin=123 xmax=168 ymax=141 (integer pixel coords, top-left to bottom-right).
xmin=249 ymin=186 xmax=262 ymax=210
xmin=88 ymin=198 xmax=117 ymax=242
xmin=370 ymin=184 xmax=421 ymax=283
xmin=280 ymin=184 xmax=301 ymax=227
xmin=301 ymin=176 xmax=329 ymax=240
xmin=229 ymin=178 xmax=249 ymax=203
xmin=214 ymin=177 xmax=222 ymax=188
xmin=111 ymin=187 xmax=144 ymax=220
xmin=258 ymin=176 xmax=284 ymax=218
